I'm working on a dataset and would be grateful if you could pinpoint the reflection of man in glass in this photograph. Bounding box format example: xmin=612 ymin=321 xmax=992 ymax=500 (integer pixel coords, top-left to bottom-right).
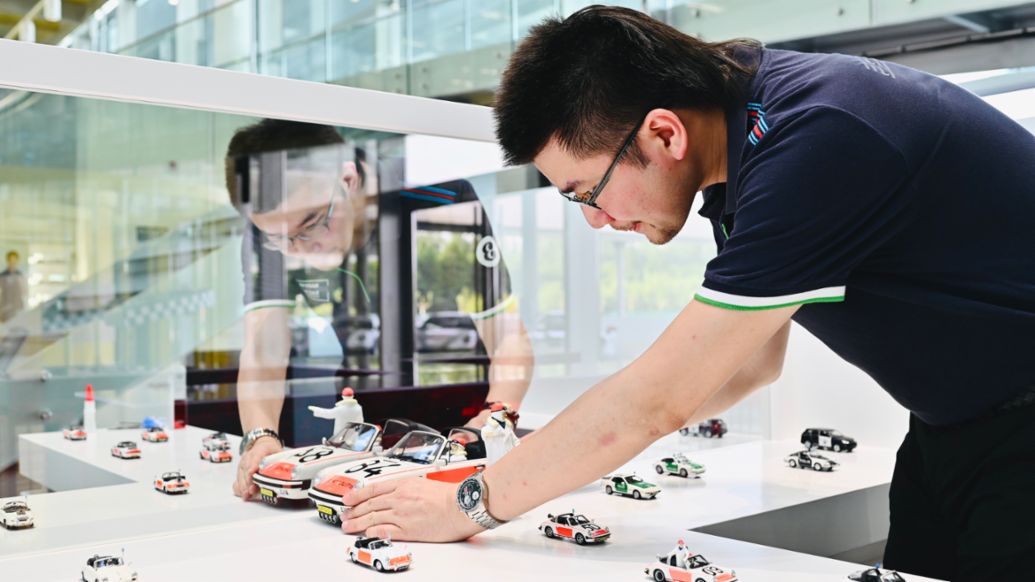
xmin=223 ymin=120 xmax=532 ymax=500
xmin=0 ymin=251 xmax=28 ymax=323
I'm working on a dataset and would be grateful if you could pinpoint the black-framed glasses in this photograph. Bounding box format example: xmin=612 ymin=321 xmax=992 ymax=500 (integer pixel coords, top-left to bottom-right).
xmin=560 ymin=116 xmax=646 ymax=209
xmin=262 ymin=189 xmax=337 ymax=251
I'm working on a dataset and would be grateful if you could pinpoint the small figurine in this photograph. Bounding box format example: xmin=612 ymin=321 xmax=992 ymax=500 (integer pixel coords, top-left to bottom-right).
xmin=154 ymin=471 xmax=190 ymax=494
xmin=0 ymin=497 xmax=35 ymax=530
xmin=785 ymin=450 xmax=838 ymax=472
xmin=141 ymin=426 xmax=169 ymax=443
xmin=348 ymin=536 xmax=412 ymax=572
xmin=801 ymin=428 xmax=857 ymax=452
xmin=848 ymin=568 xmax=907 ymax=582
xmin=308 ymin=387 xmax=364 ymax=437
xmin=644 ymin=539 xmax=737 ymax=581
xmin=601 ymin=472 xmax=660 ymax=500
xmin=63 ymin=425 xmax=87 ymax=441
xmin=654 ymin=453 xmax=705 ymax=478
xmin=110 ymin=441 xmax=141 ymax=460
xmin=481 ymin=402 xmax=521 ymax=465
xmin=199 ymin=440 xmax=233 ymax=463
xmin=539 ymin=511 xmax=610 ymax=544
xmin=678 ymin=418 xmax=727 ymax=438
xmin=81 ymin=550 xmax=138 ymax=582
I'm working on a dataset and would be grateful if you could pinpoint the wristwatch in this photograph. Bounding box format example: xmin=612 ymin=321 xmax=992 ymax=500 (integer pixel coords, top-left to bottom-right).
xmin=456 ymin=472 xmax=506 ymax=530
xmin=239 ymin=427 xmax=282 ymax=455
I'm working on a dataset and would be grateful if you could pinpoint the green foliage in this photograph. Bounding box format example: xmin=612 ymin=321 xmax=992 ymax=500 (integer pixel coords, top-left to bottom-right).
xmin=416 ymin=231 xmax=476 ymax=312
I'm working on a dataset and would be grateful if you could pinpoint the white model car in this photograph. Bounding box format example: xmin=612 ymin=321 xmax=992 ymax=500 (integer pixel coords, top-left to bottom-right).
xmin=253 ymin=419 xmax=430 ymax=505
xmin=154 ymin=471 xmax=190 ymax=494
xmin=309 ymin=428 xmax=493 ymax=524
xmin=654 ymin=453 xmax=705 ymax=478
xmin=539 ymin=511 xmax=610 ymax=544
xmin=644 ymin=541 xmax=737 ymax=582
xmin=785 ymin=450 xmax=839 ymax=472
xmin=848 ymin=568 xmax=908 ymax=582
xmin=202 ymin=431 xmax=230 ymax=448
xmin=601 ymin=472 xmax=661 ymax=499
xmin=348 ymin=536 xmax=412 ymax=572
xmin=81 ymin=552 xmax=138 ymax=582
xmin=110 ymin=441 xmax=141 ymax=460
xmin=63 ymin=425 xmax=87 ymax=441
xmin=141 ymin=426 xmax=169 ymax=443
xmin=199 ymin=440 xmax=233 ymax=463
xmin=0 ymin=497 xmax=35 ymax=529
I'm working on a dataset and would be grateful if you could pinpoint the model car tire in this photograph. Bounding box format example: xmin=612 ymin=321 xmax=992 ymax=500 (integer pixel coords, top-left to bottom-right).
xmin=679 ymin=468 xmax=688 ymax=478
xmin=575 ymin=533 xmax=586 ymax=545
xmin=679 ymin=428 xmax=689 ymax=436
xmin=350 ymin=551 xmax=358 ymax=564
xmin=812 ymin=462 xmax=823 ymax=471
xmin=633 ymin=490 xmax=641 ymax=500
xmin=803 ymin=440 xmax=813 ymax=449
xmin=652 ymin=569 xmax=666 ymax=582
xmin=788 ymin=459 xmax=797 ymax=468
xmin=544 ymin=527 xmax=554 ymax=538
xmin=833 ymin=444 xmax=842 ymax=452
xmin=374 ymin=560 xmax=385 ymax=572
xmin=655 ymin=465 xmax=664 ymax=475
xmin=703 ymin=429 xmax=713 ymax=438
xmin=605 ymin=486 xmax=613 ymax=495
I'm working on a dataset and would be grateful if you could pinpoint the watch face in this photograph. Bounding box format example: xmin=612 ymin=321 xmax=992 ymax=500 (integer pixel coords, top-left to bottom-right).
xmin=457 ymin=478 xmax=482 ymax=512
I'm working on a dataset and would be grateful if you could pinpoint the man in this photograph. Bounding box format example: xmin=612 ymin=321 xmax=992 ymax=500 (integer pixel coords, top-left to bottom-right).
xmin=341 ymin=7 xmax=1035 ymax=581
xmin=223 ymin=119 xmax=532 ymax=501
xmin=0 ymin=251 xmax=27 ymax=323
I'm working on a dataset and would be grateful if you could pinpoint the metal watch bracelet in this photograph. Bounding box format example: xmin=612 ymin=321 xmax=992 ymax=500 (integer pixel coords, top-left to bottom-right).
xmin=239 ymin=427 xmax=281 ymax=455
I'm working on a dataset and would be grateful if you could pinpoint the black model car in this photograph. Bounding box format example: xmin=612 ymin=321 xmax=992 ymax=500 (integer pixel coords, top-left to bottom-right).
xmin=848 ymin=568 xmax=907 ymax=582
xmin=678 ymin=418 xmax=727 ymax=438
xmin=801 ymin=428 xmax=857 ymax=452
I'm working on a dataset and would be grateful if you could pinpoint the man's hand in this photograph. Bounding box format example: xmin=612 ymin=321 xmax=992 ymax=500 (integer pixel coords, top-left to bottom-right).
xmin=233 ymin=437 xmax=283 ymax=500
xmin=341 ymin=477 xmax=484 ymax=542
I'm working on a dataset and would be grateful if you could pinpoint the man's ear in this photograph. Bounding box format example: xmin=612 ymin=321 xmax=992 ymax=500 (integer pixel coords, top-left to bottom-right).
xmin=644 ymin=108 xmax=689 ymax=162
xmin=341 ymin=161 xmax=360 ymax=194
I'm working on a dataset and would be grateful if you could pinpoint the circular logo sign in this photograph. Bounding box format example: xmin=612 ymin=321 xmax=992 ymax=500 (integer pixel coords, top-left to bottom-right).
xmin=475 ymin=235 xmax=501 ymax=268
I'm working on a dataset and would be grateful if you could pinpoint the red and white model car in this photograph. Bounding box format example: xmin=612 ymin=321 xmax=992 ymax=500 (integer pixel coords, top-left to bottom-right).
xmin=202 ymin=431 xmax=230 ymax=448
xmin=645 ymin=540 xmax=737 ymax=582
xmin=309 ymin=428 xmax=491 ymax=525
xmin=539 ymin=511 xmax=611 ymax=544
xmin=348 ymin=536 xmax=412 ymax=573
xmin=63 ymin=425 xmax=87 ymax=441
xmin=141 ymin=426 xmax=169 ymax=443
xmin=253 ymin=419 xmax=431 ymax=505
xmin=110 ymin=441 xmax=141 ymax=459
xmin=199 ymin=440 xmax=233 ymax=463
xmin=154 ymin=471 xmax=190 ymax=494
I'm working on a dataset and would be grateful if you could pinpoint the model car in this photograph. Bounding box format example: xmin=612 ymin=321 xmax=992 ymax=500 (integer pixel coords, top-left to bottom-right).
xmin=63 ymin=425 xmax=87 ymax=441
xmin=654 ymin=453 xmax=705 ymax=478
xmin=154 ymin=470 xmax=190 ymax=494
xmin=539 ymin=512 xmax=610 ymax=544
xmin=848 ymin=568 xmax=907 ymax=582
xmin=679 ymin=418 xmax=727 ymax=438
xmin=415 ymin=311 xmax=478 ymax=352
xmin=644 ymin=540 xmax=737 ymax=582
xmin=110 ymin=441 xmax=141 ymax=459
xmin=785 ymin=450 xmax=839 ymax=472
xmin=801 ymin=428 xmax=857 ymax=452
xmin=253 ymin=419 xmax=432 ymax=505
xmin=141 ymin=426 xmax=169 ymax=443
xmin=202 ymin=431 xmax=230 ymax=448
xmin=199 ymin=440 xmax=233 ymax=463
xmin=339 ymin=313 xmax=381 ymax=354
xmin=309 ymin=427 xmax=491 ymax=524
xmin=0 ymin=497 xmax=35 ymax=529
xmin=348 ymin=536 xmax=412 ymax=572
xmin=601 ymin=472 xmax=660 ymax=499
xmin=81 ymin=552 xmax=138 ymax=582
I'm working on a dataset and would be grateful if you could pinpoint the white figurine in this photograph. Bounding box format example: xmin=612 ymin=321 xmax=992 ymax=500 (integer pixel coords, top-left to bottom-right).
xmin=480 ymin=403 xmax=520 ymax=465
xmin=308 ymin=387 xmax=364 ymax=437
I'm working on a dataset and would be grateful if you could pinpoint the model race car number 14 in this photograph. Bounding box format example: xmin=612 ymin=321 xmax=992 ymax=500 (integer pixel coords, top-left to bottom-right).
xmin=293 ymin=447 xmax=334 ymax=464
xmin=343 ymin=459 xmax=402 ymax=478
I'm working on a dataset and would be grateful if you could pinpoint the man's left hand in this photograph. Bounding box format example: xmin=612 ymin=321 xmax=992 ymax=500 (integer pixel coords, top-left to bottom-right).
xmin=341 ymin=477 xmax=486 ymax=542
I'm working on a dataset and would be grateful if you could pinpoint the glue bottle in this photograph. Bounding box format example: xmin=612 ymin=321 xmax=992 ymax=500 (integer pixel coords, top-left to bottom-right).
xmin=83 ymin=384 xmax=97 ymax=435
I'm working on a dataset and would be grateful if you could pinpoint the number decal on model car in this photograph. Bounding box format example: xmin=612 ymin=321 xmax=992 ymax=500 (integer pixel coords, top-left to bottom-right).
xmin=702 ymin=566 xmax=724 ymax=575
xmin=344 ymin=459 xmax=402 ymax=478
xmin=294 ymin=447 xmax=333 ymax=463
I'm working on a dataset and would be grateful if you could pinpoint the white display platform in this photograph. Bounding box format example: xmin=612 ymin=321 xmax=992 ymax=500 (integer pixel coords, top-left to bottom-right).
xmin=5 ymin=428 xmax=943 ymax=581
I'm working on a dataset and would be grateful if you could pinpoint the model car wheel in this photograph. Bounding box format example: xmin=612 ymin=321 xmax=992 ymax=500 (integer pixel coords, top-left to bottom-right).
xmin=575 ymin=533 xmax=586 ymax=545
xmin=544 ymin=527 xmax=554 ymax=538
xmin=199 ymin=452 xmax=204 ymax=459
xmin=655 ymin=465 xmax=664 ymax=475
xmin=350 ymin=551 xmax=358 ymax=564
xmin=652 ymin=568 xmax=666 ymax=582
xmin=803 ymin=440 xmax=813 ymax=449
xmin=788 ymin=459 xmax=798 ymax=468
xmin=605 ymin=486 xmax=613 ymax=495
xmin=374 ymin=560 xmax=385 ymax=572
xmin=679 ymin=428 xmax=689 ymax=436
xmin=833 ymin=443 xmax=842 ymax=452
xmin=679 ymin=468 xmax=688 ymax=478
xmin=812 ymin=462 xmax=823 ymax=471
xmin=703 ymin=429 xmax=713 ymax=438
xmin=633 ymin=489 xmax=642 ymax=500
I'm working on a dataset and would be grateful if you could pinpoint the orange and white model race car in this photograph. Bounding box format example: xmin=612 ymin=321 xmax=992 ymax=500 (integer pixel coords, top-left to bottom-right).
xmin=539 ymin=511 xmax=611 ymax=544
xmin=645 ymin=540 xmax=737 ymax=582
xmin=199 ymin=440 xmax=233 ymax=463
xmin=348 ymin=536 xmax=412 ymax=573
xmin=202 ymin=431 xmax=230 ymax=448
xmin=141 ymin=426 xmax=169 ymax=443
xmin=309 ymin=428 xmax=491 ymax=525
xmin=63 ymin=425 xmax=87 ymax=441
xmin=253 ymin=419 xmax=432 ymax=505
xmin=110 ymin=441 xmax=141 ymax=459
xmin=154 ymin=471 xmax=190 ymax=494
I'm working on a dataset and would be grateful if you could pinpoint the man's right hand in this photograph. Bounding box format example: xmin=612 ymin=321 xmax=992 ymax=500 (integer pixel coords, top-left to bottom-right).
xmin=233 ymin=437 xmax=284 ymax=500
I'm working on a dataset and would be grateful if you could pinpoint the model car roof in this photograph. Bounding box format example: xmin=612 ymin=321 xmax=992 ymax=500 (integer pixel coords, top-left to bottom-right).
xmin=160 ymin=471 xmax=185 ymax=479
xmin=116 ymin=441 xmax=136 ymax=447
xmin=2 ymin=500 xmax=27 ymax=509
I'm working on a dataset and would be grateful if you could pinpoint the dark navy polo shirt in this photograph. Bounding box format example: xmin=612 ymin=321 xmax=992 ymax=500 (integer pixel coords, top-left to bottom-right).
xmin=696 ymin=47 xmax=1035 ymax=425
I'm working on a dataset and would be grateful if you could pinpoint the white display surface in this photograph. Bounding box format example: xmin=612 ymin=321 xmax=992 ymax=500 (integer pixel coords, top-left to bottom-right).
xmin=6 ymin=428 xmax=943 ymax=581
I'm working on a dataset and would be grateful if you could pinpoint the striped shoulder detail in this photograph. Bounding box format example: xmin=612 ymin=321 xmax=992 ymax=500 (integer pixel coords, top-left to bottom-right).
xmin=401 ymin=185 xmax=457 ymax=205
xmin=694 ymin=286 xmax=845 ymax=311
xmin=244 ymin=299 xmax=296 ymax=312
xmin=746 ymin=102 xmax=769 ymax=146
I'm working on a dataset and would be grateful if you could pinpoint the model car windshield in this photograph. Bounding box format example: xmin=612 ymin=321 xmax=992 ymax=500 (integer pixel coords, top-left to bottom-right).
xmin=573 ymin=515 xmax=590 ymax=525
xmin=328 ymin=422 xmax=378 ymax=451
xmin=97 ymin=557 xmax=124 ymax=567
xmin=688 ymin=555 xmax=710 ymax=568
xmin=625 ymin=476 xmax=645 ymax=485
xmin=389 ymin=432 xmax=445 ymax=464
xmin=369 ymin=539 xmax=388 ymax=549
xmin=162 ymin=472 xmax=184 ymax=480
xmin=3 ymin=502 xmax=26 ymax=512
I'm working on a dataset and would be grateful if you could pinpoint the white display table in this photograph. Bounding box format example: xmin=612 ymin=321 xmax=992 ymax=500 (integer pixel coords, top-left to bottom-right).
xmin=3 ymin=428 xmax=942 ymax=581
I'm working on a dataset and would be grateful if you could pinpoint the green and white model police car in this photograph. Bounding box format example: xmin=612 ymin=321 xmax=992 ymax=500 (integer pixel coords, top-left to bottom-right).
xmin=601 ymin=472 xmax=661 ymax=499
xmin=654 ymin=454 xmax=705 ymax=479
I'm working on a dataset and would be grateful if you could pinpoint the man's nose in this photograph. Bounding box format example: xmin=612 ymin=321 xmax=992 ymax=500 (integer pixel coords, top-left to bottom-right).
xmin=580 ymin=204 xmax=614 ymax=229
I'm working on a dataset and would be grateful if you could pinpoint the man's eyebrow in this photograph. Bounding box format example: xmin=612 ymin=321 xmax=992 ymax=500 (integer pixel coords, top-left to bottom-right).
xmin=295 ymin=209 xmax=321 ymax=230
xmin=559 ymin=180 xmax=583 ymax=194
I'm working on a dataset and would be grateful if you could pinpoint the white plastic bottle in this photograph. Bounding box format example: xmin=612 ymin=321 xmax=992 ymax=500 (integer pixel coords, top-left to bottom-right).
xmin=83 ymin=383 xmax=97 ymax=435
